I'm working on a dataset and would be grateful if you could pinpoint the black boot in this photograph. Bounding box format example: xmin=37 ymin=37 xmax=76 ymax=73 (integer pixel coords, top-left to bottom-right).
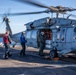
xmin=3 ymin=54 xmax=8 ymax=59
xmin=8 ymin=52 xmax=12 ymax=57
xmin=20 ymin=50 xmax=22 ymax=56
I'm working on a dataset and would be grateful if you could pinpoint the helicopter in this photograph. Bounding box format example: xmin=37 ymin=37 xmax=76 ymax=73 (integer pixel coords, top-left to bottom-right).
xmin=1 ymin=0 xmax=76 ymax=58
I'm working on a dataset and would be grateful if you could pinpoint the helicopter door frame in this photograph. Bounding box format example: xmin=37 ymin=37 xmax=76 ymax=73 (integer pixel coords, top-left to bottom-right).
xmin=37 ymin=29 xmax=52 ymax=49
xmin=72 ymin=27 xmax=76 ymax=50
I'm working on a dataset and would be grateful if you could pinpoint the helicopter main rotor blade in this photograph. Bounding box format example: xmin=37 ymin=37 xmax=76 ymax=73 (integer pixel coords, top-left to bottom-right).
xmin=9 ymin=11 xmax=48 ymax=16
xmin=0 ymin=10 xmax=49 ymax=16
xmin=66 ymin=9 xmax=76 ymax=11
xmin=12 ymin=0 xmax=76 ymax=14
xmin=56 ymin=6 xmax=76 ymax=12
xmin=14 ymin=0 xmax=50 ymax=9
xmin=13 ymin=0 xmax=60 ymax=13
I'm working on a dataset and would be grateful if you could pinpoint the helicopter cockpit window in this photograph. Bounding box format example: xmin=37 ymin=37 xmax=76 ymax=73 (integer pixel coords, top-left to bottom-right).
xmin=31 ymin=31 xmax=37 ymax=39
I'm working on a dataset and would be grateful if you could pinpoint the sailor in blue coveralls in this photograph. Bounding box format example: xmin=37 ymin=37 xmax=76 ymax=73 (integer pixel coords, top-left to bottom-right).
xmin=20 ymin=32 xmax=27 ymax=56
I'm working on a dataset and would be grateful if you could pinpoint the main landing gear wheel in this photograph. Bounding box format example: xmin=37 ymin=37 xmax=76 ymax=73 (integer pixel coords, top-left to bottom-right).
xmin=50 ymin=50 xmax=58 ymax=59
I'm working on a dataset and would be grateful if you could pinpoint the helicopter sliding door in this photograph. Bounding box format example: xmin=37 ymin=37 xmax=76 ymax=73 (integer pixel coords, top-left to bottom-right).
xmin=66 ymin=28 xmax=73 ymax=49
xmin=57 ymin=28 xmax=73 ymax=51
xmin=58 ymin=28 xmax=66 ymax=50
xmin=61 ymin=28 xmax=73 ymax=50
xmin=57 ymin=27 xmax=73 ymax=52
xmin=25 ymin=30 xmax=38 ymax=47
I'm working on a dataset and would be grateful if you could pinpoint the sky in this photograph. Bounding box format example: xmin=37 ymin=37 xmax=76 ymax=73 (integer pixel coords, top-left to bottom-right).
xmin=0 ymin=0 xmax=76 ymax=34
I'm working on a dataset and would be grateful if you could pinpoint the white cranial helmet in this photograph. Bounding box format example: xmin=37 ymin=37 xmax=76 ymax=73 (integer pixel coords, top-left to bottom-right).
xmin=41 ymin=32 xmax=44 ymax=35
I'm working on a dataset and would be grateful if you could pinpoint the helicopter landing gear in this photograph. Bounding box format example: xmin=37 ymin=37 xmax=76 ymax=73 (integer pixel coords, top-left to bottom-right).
xmin=49 ymin=49 xmax=58 ymax=59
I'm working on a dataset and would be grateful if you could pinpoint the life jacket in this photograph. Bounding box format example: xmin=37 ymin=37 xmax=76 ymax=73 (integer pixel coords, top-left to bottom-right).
xmin=3 ymin=34 xmax=10 ymax=43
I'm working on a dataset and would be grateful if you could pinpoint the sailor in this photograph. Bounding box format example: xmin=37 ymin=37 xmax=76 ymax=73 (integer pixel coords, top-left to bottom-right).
xmin=3 ymin=30 xmax=12 ymax=59
xmin=20 ymin=32 xmax=27 ymax=56
xmin=38 ymin=31 xmax=46 ymax=56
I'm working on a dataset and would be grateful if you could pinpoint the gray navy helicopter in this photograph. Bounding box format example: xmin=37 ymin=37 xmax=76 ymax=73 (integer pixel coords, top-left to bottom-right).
xmin=1 ymin=0 xmax=76 ymax=58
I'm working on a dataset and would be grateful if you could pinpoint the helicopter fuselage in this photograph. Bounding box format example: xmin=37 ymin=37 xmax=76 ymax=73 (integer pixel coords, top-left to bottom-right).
xmin=4 ymin=17 xmax=76 ymax=57
xmin=24 ymin=17 xmax=76 ymax=56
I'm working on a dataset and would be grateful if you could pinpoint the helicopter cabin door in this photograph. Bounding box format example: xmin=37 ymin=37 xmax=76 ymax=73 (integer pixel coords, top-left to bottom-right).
xmin=65 ymin=28 xmax=73 ymax=50
xmin=60 ymin=28 xmax=66 ymax=50
xmin=57 ymin=27 xmax=73 ymax=54
xmin=59 ymin=28 xmax=73 ymax=50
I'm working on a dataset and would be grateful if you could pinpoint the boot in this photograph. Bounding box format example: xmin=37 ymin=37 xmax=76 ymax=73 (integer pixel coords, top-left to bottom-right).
xmin=8 ymin=52 xmax=12 ymax=57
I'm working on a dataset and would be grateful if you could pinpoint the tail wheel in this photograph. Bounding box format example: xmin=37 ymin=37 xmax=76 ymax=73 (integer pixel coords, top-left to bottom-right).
xmin=50 ymin=50 xmax=58 ymax=59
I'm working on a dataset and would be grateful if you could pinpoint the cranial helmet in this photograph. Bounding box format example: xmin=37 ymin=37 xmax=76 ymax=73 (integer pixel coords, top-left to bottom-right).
xmin=41 ymin=32 xmax=44 ymax=35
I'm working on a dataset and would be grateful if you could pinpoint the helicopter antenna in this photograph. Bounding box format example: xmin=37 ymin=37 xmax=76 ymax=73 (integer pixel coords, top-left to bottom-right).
xmin=66 ymin=13 xmax=76 ymax=18
xmin=67 ymin=14 xmax=72 ymax=19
